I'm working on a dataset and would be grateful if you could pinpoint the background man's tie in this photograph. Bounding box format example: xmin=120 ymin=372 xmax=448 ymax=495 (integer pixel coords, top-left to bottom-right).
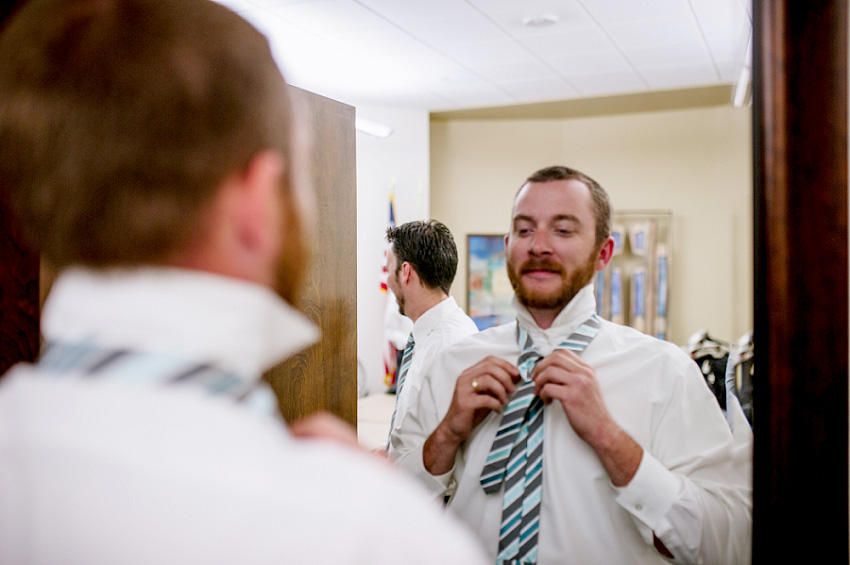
xmin=480 ymin=316 xmax=600 ymax=564
xmin=386 ymin=332 xmax=415 ymax=450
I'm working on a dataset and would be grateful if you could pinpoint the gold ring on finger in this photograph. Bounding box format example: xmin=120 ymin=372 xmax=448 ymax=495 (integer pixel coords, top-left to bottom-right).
xmin=472 ymin=379 xmax=479 ymax=392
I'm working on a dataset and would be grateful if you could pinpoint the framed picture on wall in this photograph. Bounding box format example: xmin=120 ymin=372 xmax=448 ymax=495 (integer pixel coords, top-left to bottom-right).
xmin=467 ymin=234 xmax=515 ymax=330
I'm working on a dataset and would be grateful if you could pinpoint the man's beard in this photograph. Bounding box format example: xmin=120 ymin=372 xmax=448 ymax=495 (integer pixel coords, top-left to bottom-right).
xmin=394 ymin=282 xmax=406 ymax=317
xmin=507 ymin=249 xmax=598 ymax=312
xmin=396 ymin=294 xmax=406 ymax=317
xmin=273 ymin=183 xmax=311 ymax=307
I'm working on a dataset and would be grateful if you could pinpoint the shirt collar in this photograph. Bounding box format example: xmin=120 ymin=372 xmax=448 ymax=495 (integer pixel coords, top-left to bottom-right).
xmin=41 ymin=267 xmax=319 ymax=381
xmin=512 ymin=284 xmax=597 ymax=349
xmin=411 ymin=296 xmax=459 ymax=344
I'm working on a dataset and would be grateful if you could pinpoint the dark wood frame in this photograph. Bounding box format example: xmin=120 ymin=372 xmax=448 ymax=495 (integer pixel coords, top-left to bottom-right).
xmin=0 ymin=1 xmax=37 ymax=376
xmin=753 ymin=1 xmax=848 ymax=561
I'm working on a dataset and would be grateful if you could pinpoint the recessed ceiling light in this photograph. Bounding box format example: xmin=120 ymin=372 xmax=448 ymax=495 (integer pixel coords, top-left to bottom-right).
xmin=355 ymin=117 xmax=394 ymax=138
xmin=522 ymin=14 xmax=559 ymax=28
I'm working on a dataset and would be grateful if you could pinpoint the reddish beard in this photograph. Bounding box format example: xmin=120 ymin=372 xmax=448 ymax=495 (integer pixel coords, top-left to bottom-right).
xmin=507 ymin=250 xmax=598 ymax=311
xmin=273 ymin=178 xmax=311 ymax=307
xmin=393 ymin=277 xmax=406 ymax=316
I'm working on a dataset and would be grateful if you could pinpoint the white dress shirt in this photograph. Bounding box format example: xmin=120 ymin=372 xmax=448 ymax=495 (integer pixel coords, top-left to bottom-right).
xmin=0 ymin=268 xmax=489 ymax=565
xmin=387 ymin=296 xmax=478 ymax=453
xmin=396 ymin=284 xmax=752 ymax=565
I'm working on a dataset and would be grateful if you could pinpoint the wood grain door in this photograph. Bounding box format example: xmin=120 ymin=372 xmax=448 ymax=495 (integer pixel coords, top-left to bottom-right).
xmin=263 ymin=87 xmax=358 ymax=426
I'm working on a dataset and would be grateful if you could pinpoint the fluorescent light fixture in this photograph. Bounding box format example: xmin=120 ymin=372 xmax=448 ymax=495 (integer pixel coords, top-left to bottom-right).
xmin=355 ymin=117 xmax=394 ymax=138
xmin=733 ymin=65 xmax=751 ymax=107
xmin=733 ymin=34 xmax=753 ymax=108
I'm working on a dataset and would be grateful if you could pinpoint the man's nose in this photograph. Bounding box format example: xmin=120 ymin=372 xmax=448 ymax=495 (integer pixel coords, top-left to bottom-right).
xmin=529 ymin=230 xmax=552 ymax=255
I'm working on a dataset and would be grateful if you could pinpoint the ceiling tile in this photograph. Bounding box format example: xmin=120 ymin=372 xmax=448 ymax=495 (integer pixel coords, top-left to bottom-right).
xmin=400 ymin=16 xmax=510 ymax=49
xmin=328 ymin=25 xmax=431 ymax=57
xmin=715 ymin=59 xmax=746 ymax=82
xmin=520 ymin=26 xmax=614 ymax=56
xmin=268 ymin=0 xmax=389 ymax=34
xmin=690 ymin=0 xmax=751 ymax=63
xmin=358 ymin=0 xmax=483 ymax=26
xmin=216 ymin=0 xmax=752 ymax=111
xmin=475 ymin=59 xmax=556 ymax=82
xmin=606 ymin=16 xmax=703 ymax=50
xmin=546 ymin=49 xmax=632 ymax=76
xmin=429 ymin=81 xmax=516 ymax=109
xmin=445 ymin=38 xmax=537 ymax=67
xmin=474 ymin=0 xmax=596 ymax=35
xmin=626 ymin=42 xmax=714 ymax=70
xmin=496 ymin=76 xmax=581 ymax=101
xmin=580 ymin=0 xmax=693 ymax=24
xmin=639 ymin=62 xmax=719 ymax=89
xmin=569 ymin=70 xmax=647 ymax=97
xmin=394 ymin=59 xmax=483 ymax=88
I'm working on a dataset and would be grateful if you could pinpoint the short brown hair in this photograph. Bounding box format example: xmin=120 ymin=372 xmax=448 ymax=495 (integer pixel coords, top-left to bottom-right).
xmin=0 ymin=0 xmax=296 ymax=270
xmin=386 ymin=220 xmax=458 ymax=295
xmin=521 ymin=165 xmax=612 ymax=248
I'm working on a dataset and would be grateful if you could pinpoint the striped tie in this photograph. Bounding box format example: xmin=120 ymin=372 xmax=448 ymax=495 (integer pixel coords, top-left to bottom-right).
xmin=480 ymin=316 xmax=601 ymax=564
xmin=36 ymin=340 xmax=278 ymax=414
xmin=386 ymin=333 xmax=415 ymax=449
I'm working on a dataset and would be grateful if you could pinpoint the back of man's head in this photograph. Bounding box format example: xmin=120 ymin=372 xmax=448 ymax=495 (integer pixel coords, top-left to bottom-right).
xmin=386 ymin=220 xmax=458 ymax=295
xmin=0 ymin=0 xmax=301 ymax=275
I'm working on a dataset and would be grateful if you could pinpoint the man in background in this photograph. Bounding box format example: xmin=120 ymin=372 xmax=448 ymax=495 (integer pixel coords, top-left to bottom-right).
xmin=0 ymin=1 xmax=488 ymax=562
xmin=395 ymin=166 xmax=752 ymax=564
xmin=384 ymin=220 xmax=478 ymax=453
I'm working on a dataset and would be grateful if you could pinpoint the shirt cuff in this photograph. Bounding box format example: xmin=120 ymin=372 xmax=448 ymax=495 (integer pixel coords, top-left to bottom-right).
xmin=397 ymin=443 xmax=453 ymax=500
xmin=612 ymin=450 xmax=681 ymax=530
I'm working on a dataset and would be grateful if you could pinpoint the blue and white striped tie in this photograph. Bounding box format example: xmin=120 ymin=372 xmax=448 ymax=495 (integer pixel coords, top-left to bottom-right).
xmin=36 ymin=340 xmax=278 ymax=414
xmin=386 ymin=333 xmax=415 ymax=450
xmin=480 ymin=316 xmax=601 ymax=564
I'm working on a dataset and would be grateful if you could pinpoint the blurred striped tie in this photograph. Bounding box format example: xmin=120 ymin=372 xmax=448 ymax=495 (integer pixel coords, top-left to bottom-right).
xmin=480 ymin=316 xmax=600 ymax=564
xmin=386 ymin=333 xmax=415 ymax=450
xmin=37 ymin=340 xmax=278 ymax=414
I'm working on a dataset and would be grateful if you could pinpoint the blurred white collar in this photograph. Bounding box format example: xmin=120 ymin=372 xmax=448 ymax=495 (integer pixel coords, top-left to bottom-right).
xmin=42 ymin=267 xmax=319 ymax=380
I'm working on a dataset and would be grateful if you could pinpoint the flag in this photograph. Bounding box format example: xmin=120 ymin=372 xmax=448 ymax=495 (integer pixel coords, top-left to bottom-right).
xmin=382 ymin=193 xmax=398 ymax=387
xmin=380 ymin=193 xmax=395 ymax=294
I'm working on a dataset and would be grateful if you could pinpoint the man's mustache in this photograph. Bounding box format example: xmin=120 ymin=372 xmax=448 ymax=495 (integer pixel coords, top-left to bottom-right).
xmin=519 ymin=259 xmax=565 ymax=275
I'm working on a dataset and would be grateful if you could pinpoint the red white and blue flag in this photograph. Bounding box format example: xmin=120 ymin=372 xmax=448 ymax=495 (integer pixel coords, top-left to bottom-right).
xmin=380 ymin=194 xmax=395 ymax=294
xmin=382 ymin=194 xmax=398 ymax=386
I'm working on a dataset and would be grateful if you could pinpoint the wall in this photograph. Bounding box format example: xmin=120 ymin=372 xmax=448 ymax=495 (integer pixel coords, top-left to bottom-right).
xmin=356 ymin=104 xmax=430 ymax=395
xmin=430 ymin=104 xmax=752 ymax=346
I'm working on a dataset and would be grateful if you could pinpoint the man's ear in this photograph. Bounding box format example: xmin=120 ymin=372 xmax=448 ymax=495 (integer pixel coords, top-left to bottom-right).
xmin=237 ymin=150 xmax=285 ymax=257
xmin=595 ymin=236 xmax=615 ymax=271
xmin=400 ymin=261 xmax=413 ymax=285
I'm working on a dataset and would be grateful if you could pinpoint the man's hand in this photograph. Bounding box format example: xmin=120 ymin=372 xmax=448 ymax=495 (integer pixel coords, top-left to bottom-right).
xmin=531 ymin=350 xmax=643 ymax=487
xmin=291 ymin=412 xmax=395 ymax=466
xmin=289 ymin=411 xmax=361 ymax=448
xmin=531 ymin=349 xmax=615 ymax=445
xmin=423 ymin=356 xmax=520 ymax=475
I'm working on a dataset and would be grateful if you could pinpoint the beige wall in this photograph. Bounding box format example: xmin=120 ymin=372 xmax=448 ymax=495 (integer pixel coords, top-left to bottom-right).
xmin=431 ymin=104 xmax=752 ymax=346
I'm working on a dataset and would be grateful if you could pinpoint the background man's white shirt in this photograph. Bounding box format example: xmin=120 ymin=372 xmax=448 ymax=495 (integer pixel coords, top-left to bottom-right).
xmin=387 ymin=296 xmax=478 ymax=454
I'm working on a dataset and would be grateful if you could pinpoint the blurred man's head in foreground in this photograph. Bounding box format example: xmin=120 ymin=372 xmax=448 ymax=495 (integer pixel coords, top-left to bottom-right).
xmin=0 ymin=0 xmax=314 ymax=304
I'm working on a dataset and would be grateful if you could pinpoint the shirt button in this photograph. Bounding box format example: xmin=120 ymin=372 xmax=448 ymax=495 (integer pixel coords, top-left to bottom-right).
xmin=635 ymin=504 xmax=643 ymax=511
